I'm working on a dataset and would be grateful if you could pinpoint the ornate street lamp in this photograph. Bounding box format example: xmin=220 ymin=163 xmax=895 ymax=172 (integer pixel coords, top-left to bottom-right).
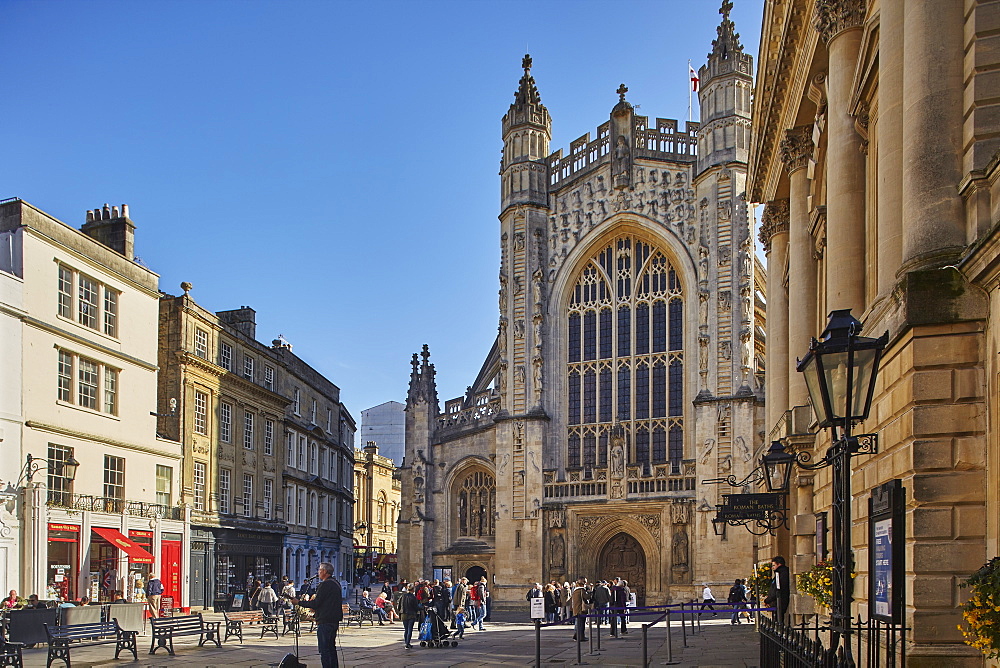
xmin=760 ymin=441 xmax=794 ymax=494
xmin=791 ymin=309 xmax=887 ymax=665
xmin=23 ymin=453 xmax=80 ymax=485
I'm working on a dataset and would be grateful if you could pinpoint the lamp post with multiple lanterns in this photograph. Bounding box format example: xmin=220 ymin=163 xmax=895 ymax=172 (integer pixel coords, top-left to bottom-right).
xmin=760 ymin=309 xmax=887 ymax=665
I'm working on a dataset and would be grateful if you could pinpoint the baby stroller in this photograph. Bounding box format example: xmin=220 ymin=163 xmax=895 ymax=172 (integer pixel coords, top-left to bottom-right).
xmin=418 ymin=606 xmax=458 ymax=648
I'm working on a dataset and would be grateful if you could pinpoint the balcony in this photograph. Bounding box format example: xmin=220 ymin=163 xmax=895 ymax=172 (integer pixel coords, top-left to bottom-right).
xmin=543 ymin=459 xmax=696 ymax=502
xmin=47 ymin=491 xmax=183 ymax=521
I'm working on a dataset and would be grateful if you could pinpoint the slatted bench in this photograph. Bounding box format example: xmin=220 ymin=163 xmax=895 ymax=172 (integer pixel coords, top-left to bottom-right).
xmin=223 ymin=610 xmax=279 ymax=643
xmin=44 ymin=620 xmax=137 ymax=668
xmin=340 ymin=603 xmax=361 ymax=629
xmin=0 ymin=630 xmax=22 ymax=668
xmin=148 ymin=613 xmax=220 ymax=656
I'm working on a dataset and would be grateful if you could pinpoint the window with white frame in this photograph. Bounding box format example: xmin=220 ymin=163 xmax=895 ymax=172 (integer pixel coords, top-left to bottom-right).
xmin=326 ymin=408 xmax=333 ymax=433
xmin=47 ymin=444 xmax=75 ymax=506
xmin=310 ymin=399 xmax=317 ymax=423
xmin=104 ymin=368 xmax=117 ymax=414
xmin=244 ymin=411 xmax=255 ymax=449
xmin=57 ymin=264 xmax=120 ymax=338
xmin=194 ymin=328 xmax=208 ymax=359
xmin=318 ymin=448 xmax=325 ymax=480
xmin=193 ymin=461 xmax=206 ymax=510
xmin=219 ymin=468 xmax=231 ymax=514
xmin=194 ymin=391 xmax=208 ymax=435
xmin=263 ymin=478 xmax=273 ymax=519
xmin=58 ymin=351 xmax=73 ymax=402
xmin=264 ymin=419 xmax=274 ymax=456
xmin=309 ymin=492 xmax=317 ymax=528
xmin=155 ymin=465 xmax=172 ymax=505
xmin=287 ymin=432 xmax=296 ymax=468
xmin=298 ymin=437 xmax=306 ymax=471
xmin=243 ymin=473 xmax=254 ymax=517
xmin=219 ymin=402 xmax=232 ymax=443
xmin=309 ymin=443 xmax=318 ymax=475
xmin=264 ymin=366 xmax=274 ymax=391
xmin=297 ymin=489 xmax=306 ymax=525
xmin=78 ymin=358 xmax=98 ymax=409
xmin=286 ymin=485 xmax=294 ymax=523
xmin=104 ymin=455 xmax=125 ymax=500
xmin=293 ymin=388 xmax=301 ymax=414
xmin=319 ymin=493 xmax=326 ymax=529
xmin=56 ymin=350 xmax=119 ymax=415
xmin=219 ymin=342 xmax=233 ymax=371
xmin=328 ymin=450 xmax=337 ymax=482
xmin=244 ymin=355 xmax=255 ymax=381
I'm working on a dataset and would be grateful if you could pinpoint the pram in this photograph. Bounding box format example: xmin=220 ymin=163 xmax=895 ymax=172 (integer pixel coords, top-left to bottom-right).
xmin=418 ymin=606 xmax=458 ymax=648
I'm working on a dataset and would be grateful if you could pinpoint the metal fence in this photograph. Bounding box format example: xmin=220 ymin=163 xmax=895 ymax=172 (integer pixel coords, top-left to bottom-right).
xmin=759 ymin=615 xmax=907 ymax=668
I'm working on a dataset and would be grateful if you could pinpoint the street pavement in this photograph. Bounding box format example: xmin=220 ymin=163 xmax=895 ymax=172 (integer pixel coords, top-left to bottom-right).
xmin=17 ymin=610 xmax=761 ymax=667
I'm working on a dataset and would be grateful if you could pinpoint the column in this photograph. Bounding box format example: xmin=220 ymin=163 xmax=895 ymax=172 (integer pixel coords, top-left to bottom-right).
xmin=816 ymin=0 xmax=867 ymax=312
xmin=900 ymin=0 xmax=965 ymax=270
xmin=760 ymin=201 xmax=790 ymax=432
xmin=876 ymin=0 xmax=903 ymax=293
xmin=781 ymin=127 xmax=817 ymax=404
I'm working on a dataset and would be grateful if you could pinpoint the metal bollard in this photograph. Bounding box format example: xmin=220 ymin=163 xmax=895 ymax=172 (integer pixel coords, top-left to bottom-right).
xmin=681 ymin=602 xmax=688 ymax=647
xmin=642 ymin=623 xmax=648 ymax=668
xmin=535 ymin=618 xmax=541 ymax=668
xmin=666 ymin=608 xmax=676 ymax=664
xmin=575 ymin=616 xmax=585 ymax=665
xmin=596 ymin=610 xmax=602 ymax=651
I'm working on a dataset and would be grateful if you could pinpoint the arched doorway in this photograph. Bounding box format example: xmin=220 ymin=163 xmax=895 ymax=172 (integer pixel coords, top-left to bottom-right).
xmin=597 ymin=532 xmax=646 ymax=605
xmin=465 ymin=565 xmax=487 ymax=583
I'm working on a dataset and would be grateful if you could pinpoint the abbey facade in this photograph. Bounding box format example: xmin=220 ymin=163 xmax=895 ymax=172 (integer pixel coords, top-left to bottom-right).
xmin=399 ymin=4 xmax=765 ymax=610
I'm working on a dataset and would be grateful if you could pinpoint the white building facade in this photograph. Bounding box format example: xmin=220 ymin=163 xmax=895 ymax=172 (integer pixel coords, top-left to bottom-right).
xmin=1 ymin=200 xmax=189 ymax=607
xmin=358 ymin=401 xmax=405 ymax=466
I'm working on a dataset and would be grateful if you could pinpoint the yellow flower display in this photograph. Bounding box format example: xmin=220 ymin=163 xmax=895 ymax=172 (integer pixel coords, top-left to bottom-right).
xmin=960 ymin=557 xmax=1000 ymax=658
xmin=796 ymin=560 xmax=854 ymax=608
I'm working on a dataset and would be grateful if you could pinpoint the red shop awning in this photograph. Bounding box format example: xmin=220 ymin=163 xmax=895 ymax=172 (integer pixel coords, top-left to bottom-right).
xmin=92 ymin=527 xmax=155 ymax=564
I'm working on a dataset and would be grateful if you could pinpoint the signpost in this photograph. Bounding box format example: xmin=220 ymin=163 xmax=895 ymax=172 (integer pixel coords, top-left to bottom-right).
xmin=717 ymin=493 xmax=785 ymax=521
xmin=530 ymin=595 xmax=545 ymax=620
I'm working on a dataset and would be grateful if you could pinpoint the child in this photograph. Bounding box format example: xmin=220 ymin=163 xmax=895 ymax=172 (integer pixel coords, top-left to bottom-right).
xmin=454 ymin=606 xmax=467 ymax=639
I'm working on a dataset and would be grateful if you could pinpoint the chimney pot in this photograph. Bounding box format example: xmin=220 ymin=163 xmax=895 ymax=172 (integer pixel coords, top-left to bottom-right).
xmin=102 ymin=203 xmax=110 ymax=219
xmin=86 ymin=210 xmax=95 ymax=222
xmin=121 ymin=204 xmax=129 ymax=218
xmin=111 ymin=205 xmax=120 ymax=218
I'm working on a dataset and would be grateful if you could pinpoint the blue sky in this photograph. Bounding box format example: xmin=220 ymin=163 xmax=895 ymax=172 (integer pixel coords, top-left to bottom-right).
xmin=2 ymin=0 xmax=764 ymax=421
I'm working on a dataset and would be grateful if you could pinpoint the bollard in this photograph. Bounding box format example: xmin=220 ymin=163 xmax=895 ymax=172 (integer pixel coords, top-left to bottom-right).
xmin=666 ymin=608 xmax=676 ymax=664
xmin=642 ymin=623 xmax=648 ymax=668
xmin=596 ymin=610 xmax=602 ymax=651
xmin=535 ymin=618 xmax=541 ymax=668
xmin=575 ymin=615 xmax=585 ymax=666
xmin=681 ymin=602 xmax=688 ymax=648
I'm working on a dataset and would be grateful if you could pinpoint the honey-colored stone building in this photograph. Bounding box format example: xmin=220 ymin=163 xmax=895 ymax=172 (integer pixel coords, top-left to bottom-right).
xmin=750 ymin=0 xmax=1000 ymax=664
xmin=398 ymin=4 xmax=766 ymax=611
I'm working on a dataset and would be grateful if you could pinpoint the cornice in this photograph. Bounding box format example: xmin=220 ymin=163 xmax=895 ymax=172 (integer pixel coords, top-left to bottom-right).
xmin=25 ymin=420 xmax=182 ymax=459
xmin=23 ymin=315 xmax=158 ymax=371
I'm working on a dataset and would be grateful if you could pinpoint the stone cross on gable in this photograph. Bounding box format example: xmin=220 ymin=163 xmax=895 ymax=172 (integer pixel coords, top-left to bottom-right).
xmin=522 ymin=54 xmax=532 ymax=71
xmin=617 ymin=83 xmax=628 ymax=101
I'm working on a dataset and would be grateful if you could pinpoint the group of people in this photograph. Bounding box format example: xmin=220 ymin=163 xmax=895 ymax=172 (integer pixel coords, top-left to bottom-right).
xmin=525 ymin=577 xmax=633 ymax=642
xmin=389 ymin=575 xmax=490 ymax=649
xmin=700 ymin=555 xmax=791 ymax=625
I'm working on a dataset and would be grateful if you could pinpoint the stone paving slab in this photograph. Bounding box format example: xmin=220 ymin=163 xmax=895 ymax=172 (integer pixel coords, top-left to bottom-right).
xmin=13 ymin=613 xmax=761 ymax=667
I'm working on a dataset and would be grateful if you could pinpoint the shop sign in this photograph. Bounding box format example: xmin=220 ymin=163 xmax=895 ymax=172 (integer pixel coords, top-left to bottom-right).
xmin=48 ymin=523 xmax=79 ymax=532
xmin=718 ymin=493 xmax=785 ymax=520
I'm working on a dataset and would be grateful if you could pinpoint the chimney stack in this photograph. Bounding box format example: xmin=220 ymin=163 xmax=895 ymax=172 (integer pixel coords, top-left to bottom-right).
xmin=81 ymin=203 xmax=135 ymax=260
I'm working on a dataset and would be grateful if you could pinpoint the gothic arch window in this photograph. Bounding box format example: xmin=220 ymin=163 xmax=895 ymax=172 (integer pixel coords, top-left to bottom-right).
xmin=567 ymin=235 xmax=685 ymax=471
xmin=455 ymin=469 xmax=496 ymax=539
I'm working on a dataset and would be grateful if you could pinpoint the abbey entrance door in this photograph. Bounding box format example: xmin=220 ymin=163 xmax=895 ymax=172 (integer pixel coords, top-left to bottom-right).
xmin=597 ymin=532 xmax=646 ymax=606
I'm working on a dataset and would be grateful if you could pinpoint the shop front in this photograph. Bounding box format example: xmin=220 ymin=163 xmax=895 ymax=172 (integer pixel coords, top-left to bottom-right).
xmin=213 ymin=528 xmax=282 ymax=601
xmin=89 ymin=527 xmax=154 ymax=603
xmin=46 ymin=523 xmax=80 ymax=602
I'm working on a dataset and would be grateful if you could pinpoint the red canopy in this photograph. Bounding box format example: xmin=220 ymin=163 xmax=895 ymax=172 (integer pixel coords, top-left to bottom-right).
xmin=92 ymin=527 xmax=155 ymax=564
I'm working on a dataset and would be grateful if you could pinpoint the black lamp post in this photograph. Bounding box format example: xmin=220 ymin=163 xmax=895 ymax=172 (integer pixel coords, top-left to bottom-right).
xmin=771 ymin=309 xmax=887 ymax=665
xmin=23 ymin=453 xmax=80 ymax=485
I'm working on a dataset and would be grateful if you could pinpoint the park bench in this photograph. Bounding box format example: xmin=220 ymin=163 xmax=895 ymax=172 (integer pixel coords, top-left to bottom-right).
xmin=148 ymin=613 xmax=221 ymax=656
xmin=223 ymin=610 xmax=279 ymax=643
xmin=340 ymin=603 xmax=363 ymax=629
xmin=44 ymin=620 xmax=137 ymax=668
xmin=0 ymin=629 xmax=23 ymax=668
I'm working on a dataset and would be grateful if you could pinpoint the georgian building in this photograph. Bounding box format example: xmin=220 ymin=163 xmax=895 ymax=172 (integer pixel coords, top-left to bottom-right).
xmin=750 ymin=0 xmax=1000 ymax=663
xmin=1 ymin=200 xmax=187 ymax=608
xmin=353 ymin=441 xmax=400 ymax=582
xmin=398 ymin=4 xmax=766 ymax=610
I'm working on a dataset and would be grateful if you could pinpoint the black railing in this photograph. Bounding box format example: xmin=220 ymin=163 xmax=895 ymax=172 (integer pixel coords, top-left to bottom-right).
xmin=760 ymin=615 xmax=908 ymax=668
xmin=47 ymin=492 xmax=182 ymax=520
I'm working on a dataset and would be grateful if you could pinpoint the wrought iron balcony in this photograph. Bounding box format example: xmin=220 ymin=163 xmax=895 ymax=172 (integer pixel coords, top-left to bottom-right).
xmin=47 ymin=491 xmax=182 ymax=520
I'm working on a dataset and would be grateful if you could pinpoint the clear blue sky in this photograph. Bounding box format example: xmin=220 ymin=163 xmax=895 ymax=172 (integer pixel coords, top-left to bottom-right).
xmin=2 ymin=0 xmax=764 ymax=421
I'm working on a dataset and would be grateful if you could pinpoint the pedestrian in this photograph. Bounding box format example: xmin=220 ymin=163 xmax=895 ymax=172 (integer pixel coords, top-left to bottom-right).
xmin=765 ymin=556 xmax=790 ymax=622
xmin=740 ymin=579 xmax=752 ymax=620
xmin=475 ymin=578 xmax=488 ymax=628
xmin=592 ymin=580 xmax=612 ymax=626
xmin=258 ymin=581 xmax=278 ymax=617
xmin=433 ymin=578 xmax=453 ymax=637
xmin=454 ymin=606 xmax=467 ymax=638
xmin=526 ymin=582 xmax=543 ymax=601
xmin=145 ymin=573 xmax=164 ymax=618
xmin=562 ymin=581 xmax=573 ymax=620
xmin=700 ymin=583 xmax=717 ymax=615
xmin=282 ymin=578 xmax=297 ymax=600
xmin=543 ymin=583 xmax=559 ymax=623
xmin=398 ymin=583 xmax=419 ymax=649
xmin=727 ymin=579 xmax=747 ymax=625
xmin=249 ymin=580 xmax=263 ymax=610
xmin=466 ymin=578 xmax=481 ymax=630
xmin=610 ymin=578 xmax=629 ymax=636
xmin=570 ymin=578 xmax=591 ymax=642
xmin=292 ymin=562 xmax=343 ymax=668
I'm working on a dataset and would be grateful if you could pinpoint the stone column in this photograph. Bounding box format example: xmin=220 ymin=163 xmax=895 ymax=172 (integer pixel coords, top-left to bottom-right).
xmin=759 ymin=201 xmax=789 ymax=433
xmin=780 ymin=127 xmax=817 ymax=405
xmin=900 ymin=0 xmax=965 ymax=270
xmin=815 ymin=0 xmax=866 ymax=312
xmin=876 ymin=0 xmax=903 ymax=294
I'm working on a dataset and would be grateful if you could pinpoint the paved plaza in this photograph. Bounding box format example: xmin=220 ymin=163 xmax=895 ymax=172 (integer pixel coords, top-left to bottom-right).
xmin=14 ymin=612 xmax=761 ymax=667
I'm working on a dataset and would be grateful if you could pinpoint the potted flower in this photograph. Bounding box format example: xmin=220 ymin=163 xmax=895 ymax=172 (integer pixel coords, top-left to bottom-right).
xmin=796 ymin=560 xmax=838 ymax=608
xmin=959 ymin=557 xmax=1000 ymax=658
xmin=747 ymin=562 xmax=774 ymax=602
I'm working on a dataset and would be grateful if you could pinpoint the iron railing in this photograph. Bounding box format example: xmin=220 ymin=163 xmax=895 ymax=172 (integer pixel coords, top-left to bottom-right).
xmin=760 ymin=615 xmax=908 ymax=668
xmin=47 ymin=491 xmax=182 ymax=520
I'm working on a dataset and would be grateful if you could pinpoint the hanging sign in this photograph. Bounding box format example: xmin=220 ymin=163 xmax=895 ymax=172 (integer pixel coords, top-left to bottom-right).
xmin=717 ymin=493 xmax=785 ymax=520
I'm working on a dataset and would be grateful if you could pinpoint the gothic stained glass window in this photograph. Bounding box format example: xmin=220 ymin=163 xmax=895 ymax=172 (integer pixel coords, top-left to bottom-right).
xmin=567 ymin=234 xmax=685 ymax=470
xmin=456 ymin=470 xmax=496 ymax=538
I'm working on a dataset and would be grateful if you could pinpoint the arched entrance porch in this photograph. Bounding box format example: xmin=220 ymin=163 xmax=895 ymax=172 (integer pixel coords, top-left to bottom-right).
xmin=597 ymin=532 xmax=647 ymax=606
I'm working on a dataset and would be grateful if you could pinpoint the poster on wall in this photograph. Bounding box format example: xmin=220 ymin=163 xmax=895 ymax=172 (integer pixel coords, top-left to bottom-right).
xmin=872 ymin=518 xmax=892 ymax=618
xmin=869 ymin=479 xmax=905 ymax=624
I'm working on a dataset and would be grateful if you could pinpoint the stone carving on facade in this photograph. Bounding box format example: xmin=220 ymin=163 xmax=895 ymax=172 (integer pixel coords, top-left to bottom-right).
xmin=498 ymin=360 xmax=508 ymax=396
xmin=243 ymin=452 xmax=255 ymax=468
xmin=757 ymin=199 xmax=790 ymax=252
xmin=532 ymin=354 xmax=544 ymax=397
xmin=717 ymin=199 xmax=731 ymax=222
xmin=610 ymin=481 xmax=624 ymax=499
xmin=671 ymin=502 xmax=689 ymax=525
xmin=699 ymin=438 xmax=716 ymax=464
xmin=498 ymin=453 xmax=509 ymax=475
xmin=718 ymin=245 xmax=731 ymax=266
xmin=514 ymin=365 xmax=526 ymax=387
xmin=637 ymin=514 xmax=661 ymax=544
xmin=547 ymin=507 xmax=566 ymax=528
xmin=671 ymin=528 xmax=689 ymax=569
xmin=736 ymin=436 xmax=751 ymax=462
xmin=513 ymin=231 xmax=526 ymax=252
xmin=698 ymin=290 xmax=709 ymax=329
xmin=720 ymin=340 xmax=732 ymax=361
xmin=514 ymin=319 xmax=525 ymax=339
xmin=610 ymin=443 xmax=625 ymax=480
xmin=217 ymin=445 xmax=234 ymax=461
xmin=718 ymin=290 xmax=731 ymax=311
xmin=532 ymin=268 xmax=544 ymax=307
xmin=814 ymin=0 xmax=866 ymax=44
xmin=780 ymin=125 xmax=814 ymax=174
xmin=549 ymin=533 xmax=566 ymax=569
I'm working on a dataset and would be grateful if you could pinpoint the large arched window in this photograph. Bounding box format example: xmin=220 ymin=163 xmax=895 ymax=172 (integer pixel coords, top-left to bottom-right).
xmin=567 ymin=235 xmax=684 ymax=471
xmin=456 ymin=470 xmax=496 ymax=538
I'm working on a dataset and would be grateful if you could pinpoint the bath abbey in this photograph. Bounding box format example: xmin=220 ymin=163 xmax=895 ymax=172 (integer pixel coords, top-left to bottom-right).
xmin=398 ymin=4 xmax=766 ymax=610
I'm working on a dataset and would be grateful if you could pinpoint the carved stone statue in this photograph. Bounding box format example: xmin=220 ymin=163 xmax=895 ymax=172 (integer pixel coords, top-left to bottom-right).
xmin=672 ymin=529 xmax=689 ymax=569
xmin=549 ymin=533 xmax=565 ymax=569
xmin=610 ymin=443 xmax=625 ymax=479
xmin=699 ymin=438 xmax=715 ymax=464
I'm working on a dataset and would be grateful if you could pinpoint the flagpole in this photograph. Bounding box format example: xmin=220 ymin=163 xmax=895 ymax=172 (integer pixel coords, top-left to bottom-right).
xmin=688 ymin=59 xmax=692 ymax=123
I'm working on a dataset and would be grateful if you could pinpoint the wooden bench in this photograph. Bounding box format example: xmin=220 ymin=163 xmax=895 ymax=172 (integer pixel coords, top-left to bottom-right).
xmin=148 ymin=613 xmax=220 ymax=656
xmin=340 ymin=603 xmax=361 ymax=629
xmin=223 ymin=610 xmax=279 ymax=643
xmin=44 ymin=620 xmax=137 ymax=668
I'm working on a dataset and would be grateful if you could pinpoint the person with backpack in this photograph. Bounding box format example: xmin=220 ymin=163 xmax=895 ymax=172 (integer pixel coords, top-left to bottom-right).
xmin=727 ymin=579 xmax=747 ymax=625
